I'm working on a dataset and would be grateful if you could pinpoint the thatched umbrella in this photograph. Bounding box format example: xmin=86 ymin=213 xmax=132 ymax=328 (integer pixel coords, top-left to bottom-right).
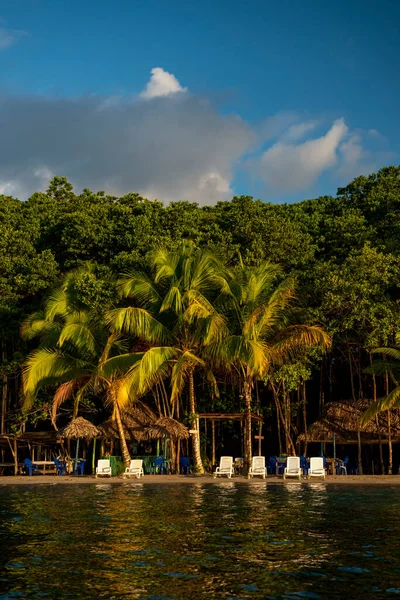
xmin=147 ymin=417 xmax=189 ymax=441
xmin=98 ymin=404 xmax=158 ymax=443
xmin=58 ymin=417 xmax=101 ymax=473
xmin=59 ymin=417 xmax=101 ymax=440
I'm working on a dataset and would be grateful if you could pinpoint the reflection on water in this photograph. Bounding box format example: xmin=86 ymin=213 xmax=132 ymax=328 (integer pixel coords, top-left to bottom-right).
xmin=0 ymin=482 xmax=399 ymax=599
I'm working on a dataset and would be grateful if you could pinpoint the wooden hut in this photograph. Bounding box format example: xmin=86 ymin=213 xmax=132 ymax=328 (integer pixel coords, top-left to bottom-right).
xmin=298 ymin=399 xmax=400 ymax=445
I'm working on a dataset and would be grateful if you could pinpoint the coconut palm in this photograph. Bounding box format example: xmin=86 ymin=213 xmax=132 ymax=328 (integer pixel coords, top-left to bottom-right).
xmin=105 ymin=242 xmax=228 ymax=473
xmin=209 ymin=261 xmax=331 ymax=471
xmin=21 ymin=272 xmax=137 ymax=467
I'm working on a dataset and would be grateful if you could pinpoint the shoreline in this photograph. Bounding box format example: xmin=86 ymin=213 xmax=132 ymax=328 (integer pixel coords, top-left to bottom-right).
xmin=1 ymin=474 xmax=400 ymax=486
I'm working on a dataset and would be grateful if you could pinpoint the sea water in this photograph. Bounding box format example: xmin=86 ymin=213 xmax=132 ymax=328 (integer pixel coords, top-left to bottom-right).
xmin=0 ymin=482 xmax=399 ymax=599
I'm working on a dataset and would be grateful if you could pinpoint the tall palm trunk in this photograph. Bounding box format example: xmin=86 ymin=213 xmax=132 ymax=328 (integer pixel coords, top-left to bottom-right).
xmin=188 ymin=368 xmax=204 ymax=473
xmin=1 ymin=340 xmax=7 ymax=436
xmin=243 ymin=378 xmax=253 ymax=473
xmin=114 ymin=403 xmax=131 ymax=468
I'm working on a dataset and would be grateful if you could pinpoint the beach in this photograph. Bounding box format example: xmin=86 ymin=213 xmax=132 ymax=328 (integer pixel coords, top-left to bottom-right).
xmin=1 ymin=474 xmax=400 ymax=486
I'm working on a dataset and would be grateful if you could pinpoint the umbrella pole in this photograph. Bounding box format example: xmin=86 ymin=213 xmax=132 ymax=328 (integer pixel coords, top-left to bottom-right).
xmin=74 ymin=438 xmax=80 ymax=475
xmin=92 ymin=438 xmax=97 ymax=474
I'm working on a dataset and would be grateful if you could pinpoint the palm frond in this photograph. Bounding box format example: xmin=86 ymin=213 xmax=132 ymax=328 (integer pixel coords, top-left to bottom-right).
xmin=105 ymin=307 xmax=171 ymax=343
xmin=271 ymin=325 xmax=331 ymax=362
xmin=58 ymin=323 xmax=97 ymax=356
xmin=372 ymin=347 xmax=400 ymax=361
xmin=118 ymin=271 xmax=162 ymax=305
xmin=160 ymin=285 xmax=183 ymax=314
xmin=361 ymin=386 xmax=400 ymax=425
xmin=116 ymin=346 xmax=178 ymax=409
xmin=99 ymin=352 xmax=144 ymax=380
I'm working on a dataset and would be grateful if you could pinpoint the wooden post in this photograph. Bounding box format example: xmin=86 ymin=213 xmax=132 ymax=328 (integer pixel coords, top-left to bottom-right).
xmin=211 ymin=419 xmax=216 ymax=466
xmin=92 ymin=438 xmax=97 ymax=474
xmin=13 ymin=437 xmax=18 ymax=476
xmin=258 ymin=422 xmax=262 ymax=456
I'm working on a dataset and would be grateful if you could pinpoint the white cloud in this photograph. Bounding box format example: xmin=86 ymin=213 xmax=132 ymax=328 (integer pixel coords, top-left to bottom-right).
xmin=0 ymin=65 xmax=392 ymax=203
xmin=140 ymin=67 xmax=187 ymax=99
xmin=0 ymin=80 xmax=252 ymax=204
xmin=0 ymin=25 xmax=26 ymax=49
xmin=253 ymin=118 xmax=348 ymax=191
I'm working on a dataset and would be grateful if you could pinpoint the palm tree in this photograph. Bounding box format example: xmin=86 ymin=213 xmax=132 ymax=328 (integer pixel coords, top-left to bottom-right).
xmin=21 ymin=272 xmax=136 ymax=467
xmin=209 ymin=261 xmax=331 ymax=472
xmin=105 ymin=242 xmax=228 ymax=473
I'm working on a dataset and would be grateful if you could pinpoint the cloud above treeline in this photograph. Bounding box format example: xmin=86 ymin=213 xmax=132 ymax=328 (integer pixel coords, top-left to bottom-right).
xmin=0 ymin=67 xmax=393 ymax=204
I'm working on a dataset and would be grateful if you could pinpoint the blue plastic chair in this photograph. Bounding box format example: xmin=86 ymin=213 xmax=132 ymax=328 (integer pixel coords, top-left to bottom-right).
xmin=24 ymin=458 xmax=39 ymax=476
xmin=300 ymin=456 xmax=309 ymax=476
xmin=267 ymin=456 xmax=277 ymax=475
xmin=76 ymin=460 xmax=86 ymax=476
xmin=54 ymin=458 xmax=66 ymax=476
xmin=180 ymin=456 xmax=191 ymax=475
xmin=276 ymin=459 xmax=285 ymax=475
xmin=152 ymin=456 xmax=165 ymax=474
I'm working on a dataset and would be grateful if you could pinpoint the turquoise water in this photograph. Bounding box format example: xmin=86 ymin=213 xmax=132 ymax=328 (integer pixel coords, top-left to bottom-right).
xmin=0 ymin=482 xmax=399 ymax=599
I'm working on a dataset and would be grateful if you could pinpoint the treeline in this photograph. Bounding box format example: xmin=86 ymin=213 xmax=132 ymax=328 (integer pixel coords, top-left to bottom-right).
xmin=1 ymin=166 xmax=400 ymax=470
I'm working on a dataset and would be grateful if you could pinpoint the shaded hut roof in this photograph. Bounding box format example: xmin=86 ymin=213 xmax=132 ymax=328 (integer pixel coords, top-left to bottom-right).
xmin=147 ymin=417 xmax=189 ymax=441
xmin=58 ymin=417 xmax=101 ymax=440
xmin=98 ymin=405 xmax=188 ymax=442
xmin=298 ymin=399 xmax=400 ymax=444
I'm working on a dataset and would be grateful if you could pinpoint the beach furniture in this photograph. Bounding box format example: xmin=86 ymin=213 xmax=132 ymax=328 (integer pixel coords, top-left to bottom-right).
xmin=248 ymin=456 xmax=267 ymax=479
xmin=152 ymin=456 xmax=165 ymax=474
xmin=24 ymin=458 xmax=39 ymax=476
xmin=283 ymin=456 xmax=301 ymax=479
xmin=54 ymin=458 xmax=66 ymax=475
xmin=337 ymin=456 xmax=348 ymax=475
xmin=95 ymin=459 xmax=112 ymax=478
xmin=300 ymin=456 xmax=309 ymax=477
xmin=180 ymin=456 xmax=191 ymax=475
xmin=76 ymin=459 xmax=86 ymax=476
xmin=213 ymin=456 xmax=234 ymax=479
xmin=308 ymin=457 xmax=326 ymax=479
xmin=123 ymin=459 xmax=144 ymax=478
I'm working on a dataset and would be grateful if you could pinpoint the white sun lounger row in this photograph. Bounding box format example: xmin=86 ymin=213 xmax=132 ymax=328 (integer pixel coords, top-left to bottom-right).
xmin=95 ymin=459 xmax=144 ymax=478
xmin=213 ymin=456 xmax=326 ymax=479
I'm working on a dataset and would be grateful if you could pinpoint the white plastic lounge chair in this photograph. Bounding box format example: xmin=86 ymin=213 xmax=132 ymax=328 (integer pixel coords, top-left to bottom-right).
xmin=213 ymin=456 xmax=234 ymax=479
xmin=123 ymin=459 xmax=144 ymax=478
xmin=283 ymin=456 xmax=301 ymax=480
xmin=248 ymin=456 xmax=267 ymax=479
xmin=308 ymin=457 xmax=326 ymax=479
xmin=95 ymin=459 xmax=112 ymax=478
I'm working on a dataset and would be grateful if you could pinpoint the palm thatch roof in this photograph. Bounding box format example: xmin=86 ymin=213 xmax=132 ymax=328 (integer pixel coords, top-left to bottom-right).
xmin=147 ymin=416 xmax=189 ymax=441
xmin=98 ymin=405 xmax=189 ymax=442
xmin=58 ymin=417 xmax=101 ymax=440
xmin=298 ymin=399 xmax=400 ymax=444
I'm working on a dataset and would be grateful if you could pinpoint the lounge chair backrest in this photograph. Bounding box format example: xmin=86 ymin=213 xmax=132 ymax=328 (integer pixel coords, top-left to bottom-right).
xmin=24 ymin=458 xmax=32 ymax=467
xmin=252 ymin=456 xmax=265 ymax=470
xmin=219 ymin=456 xmax=233 ymax=469
xmin=97 ymin=459 xmax=110 ymax=472
xmin=310 ymin=457 xmax=324 ymax=471
xmin=129 ymin=459 xmax=143 ymax=470
xmin=286 ymin=456 xmax=300 ymax=471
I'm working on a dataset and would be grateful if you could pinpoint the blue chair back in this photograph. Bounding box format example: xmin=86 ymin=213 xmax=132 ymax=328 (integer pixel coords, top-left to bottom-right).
xmin=300 ymin=456 xmax=308 ymax=473
xmin=24 ymin=458 xmax=32 ymax=468
xmin=269 ymin=456 xmax=277 ymax=468
xmin=180 ymin=456 xmax=190 ymax=474
xmin=153 ymin=456 xmax=164 ymax=474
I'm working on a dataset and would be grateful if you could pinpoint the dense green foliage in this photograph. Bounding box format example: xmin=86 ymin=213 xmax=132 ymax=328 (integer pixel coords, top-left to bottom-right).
xmin=1 ymin=167 xmax=400 ymax=471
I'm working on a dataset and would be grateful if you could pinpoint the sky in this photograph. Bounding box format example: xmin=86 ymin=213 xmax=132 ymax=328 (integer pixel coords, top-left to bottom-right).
xmin=0 ymin=0 xmax=399 ymax=204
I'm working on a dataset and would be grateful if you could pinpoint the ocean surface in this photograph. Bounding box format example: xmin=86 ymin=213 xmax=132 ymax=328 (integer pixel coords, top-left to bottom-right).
xmin=0 ymin=482 xmax=399 ymax=599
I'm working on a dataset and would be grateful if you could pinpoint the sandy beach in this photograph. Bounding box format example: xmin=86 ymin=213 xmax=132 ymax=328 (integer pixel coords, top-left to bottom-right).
xmin=1 ymin=474 xmax=400 ymax=486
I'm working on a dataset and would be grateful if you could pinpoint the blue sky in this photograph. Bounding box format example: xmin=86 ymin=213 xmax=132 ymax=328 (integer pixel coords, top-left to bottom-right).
xmin=0 ymin=0 xmax=399 ymax=204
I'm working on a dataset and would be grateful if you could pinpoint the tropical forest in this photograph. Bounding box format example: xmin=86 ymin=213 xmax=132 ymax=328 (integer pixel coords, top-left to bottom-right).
xmin=1 ymin=166 xmax=400 ymax=474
